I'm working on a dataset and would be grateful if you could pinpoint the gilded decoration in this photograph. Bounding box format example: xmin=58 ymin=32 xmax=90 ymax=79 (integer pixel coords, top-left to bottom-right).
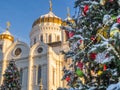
xmin=0 ymin=34 xmax=14 ymax=42
xmin=32 ymin=17 xmax=62 ymax=27
xmin=97 ymin=26 xmax=109 ymax=42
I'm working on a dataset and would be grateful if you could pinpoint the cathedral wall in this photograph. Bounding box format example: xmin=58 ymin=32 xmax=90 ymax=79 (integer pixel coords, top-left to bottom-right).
xmin=50 ymin=46 xmax=62 ymax=54
xmin=0 ymin=63 xmax=2 ymax=84
xmin=48 ymin=54 xmax=56 ymax=90
xmin=47 ymin=47 xmax=65 ymax=90
xmin=1 ymin=39 xmax=13 ymax=53
xmin=0 ymin=49 xmax=3 ymax=84
xmin=0 ymin=41 xmax=30 ymax=89
xmin=14 ymin=57 xmax=29 ymax=90
xmin=0 ymin=50 xmax=3 ymax=62
xmin=22 ymin=67 xmax=28 ymax=90
xmin=32 ymin=54 xmax=48 ymax=90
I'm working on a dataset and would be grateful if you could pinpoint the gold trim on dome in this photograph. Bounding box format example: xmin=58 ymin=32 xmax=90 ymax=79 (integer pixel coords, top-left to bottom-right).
xmin=62 ymin=21 xmax=67 ymax=26
xmin=70 ymin=19 xmax=75 ymax=23
xmin=0 ymin=34 xmax=14 ymax=42
xmin=62 ymin=19 xmax=75 ymax=26
xmin=32 ymin=17 xmax=62 ymax=27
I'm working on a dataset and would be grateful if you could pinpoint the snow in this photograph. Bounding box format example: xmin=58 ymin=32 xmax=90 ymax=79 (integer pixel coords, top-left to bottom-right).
xmin=73 ymin=35 xmax=84 ymax=40
xmin=107 ymin=47 xmax=113 ymax=51
xmin=88 ymin=47 xmax=97 ymax=53
xmin=76 ymin=29 xmax=83 ymax=33
xmin=111 ymin=23 xmax=119 ymax=30
xmin=69 ymin=83 xmax=120 ymax=90
xmin=91 ymin=1 xmax=99 ymax=5
xmin=100 ymin=41 xmax=108 ymax=47
xmin=40 ymin=11 xmax=61 ymax=19
xmin=101 ymin=56 xmax=114 ymax=64
xmin=88 ymin=87 xmax=97 ymax=90
xmin=107 ymin=82 xmax=120 ymax=90
xmin=60 ymin=26 xmax=74 ymax=32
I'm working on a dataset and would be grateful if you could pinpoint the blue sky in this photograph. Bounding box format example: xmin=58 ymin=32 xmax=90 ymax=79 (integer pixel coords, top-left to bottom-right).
xmin=0 ymin=0 xmax=75 ymax=44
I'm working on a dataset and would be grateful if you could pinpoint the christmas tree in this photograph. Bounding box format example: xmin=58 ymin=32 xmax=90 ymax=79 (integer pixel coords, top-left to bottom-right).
xmin=62 ymin=0 xmax=120 ymax=89
xmin=1 ymin=60 xmax=21 ymax=90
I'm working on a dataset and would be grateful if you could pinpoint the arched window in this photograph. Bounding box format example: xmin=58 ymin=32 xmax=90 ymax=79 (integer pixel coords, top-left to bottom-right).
xmin=34 ymin=37 xmax=36 ymax=44
xmin=57 ymin=36 xmax=60 ymax=41
xmin=20 ymin=69 xmax=23 ymax=85
xmin=41 ymin=35 xmax=43 ymax=42
xmin=0 ymin=45 xmax=2 ymax=50
xmin=54 ymin=34 xmax=56 ymax=42
xmin=46 ymin=33 xmax=48 ymax=43
xmin=49 ymin=34 xmax=52 ymax=43
xmin=37 ymin=65 xmax=41 ymax=84
xmin=53 ymin=68 xmax=55 ymax=85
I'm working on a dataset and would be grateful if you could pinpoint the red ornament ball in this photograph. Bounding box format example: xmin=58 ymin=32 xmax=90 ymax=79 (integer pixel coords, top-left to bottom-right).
xmin=69 ymin=32 xmax=74 ymax=38
xmin=65 ymin=76 xmax=70 ymax=82
xmin=117 ymin=17 xmax=120 ymax=23
xmin=109 ymin=0 xmax=113 ymax=2
xmin=83 ymin=5 xmax=89 ymax=16
xmin=90 ymin=53 xmax=97 ymax=60
xmin=91 ymin=36 xmax=95 ymax=41
xmin=79 ymin=40 xmax=83 ymax=43
xmin=91 ymin=36 xmax=97 ymax=43
xmin=104 ymin=64 xmax=107 ymax=71
xmin=77 ymin=62 xmax=83 ymax=70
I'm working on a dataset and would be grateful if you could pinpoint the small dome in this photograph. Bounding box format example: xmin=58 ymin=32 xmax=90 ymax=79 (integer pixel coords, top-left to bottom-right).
xmin=2 ymin=30 xmax=12 ymax=35
xmin=32 ymin=11 xmax=62 ymax=27
xmin=62 ymin=7 xmax=74 ymax=26
xmin=62 ymin=16 xmax=74 ymax=26
xmin=0 ymin=30 xmax=14 ymax=42
xmin=64 ymin=16 xmax=72 ymax=21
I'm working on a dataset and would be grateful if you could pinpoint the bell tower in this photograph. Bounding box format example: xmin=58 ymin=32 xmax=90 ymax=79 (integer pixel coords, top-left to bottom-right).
xmin=0 ymin=22 xmax=14 ymax=85
xmin=0 ymin=22 xmax=14 ymax=53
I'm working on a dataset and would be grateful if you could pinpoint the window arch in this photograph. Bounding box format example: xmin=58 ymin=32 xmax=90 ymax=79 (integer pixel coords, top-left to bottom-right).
xmin=49 ymin=34 xmax=52 ymax=43
xmin=41 ymin=35 xmax=43 ymax=42
xmin=57 ymin=35 xmax=60 ymax=41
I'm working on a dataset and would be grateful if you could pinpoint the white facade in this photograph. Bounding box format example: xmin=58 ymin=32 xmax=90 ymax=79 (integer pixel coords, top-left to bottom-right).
xmin=0 ymin=9 xmax=70 ymax=90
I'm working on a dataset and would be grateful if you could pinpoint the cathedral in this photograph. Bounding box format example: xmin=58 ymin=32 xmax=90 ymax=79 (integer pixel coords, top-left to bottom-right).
xmin=0 ymin=1 xmax=73 ymax=90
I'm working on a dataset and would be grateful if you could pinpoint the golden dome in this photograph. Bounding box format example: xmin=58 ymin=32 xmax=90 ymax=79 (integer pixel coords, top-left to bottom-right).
xmin=0 ymin=30 xmax=14 ymax=42
xmin=32 ymin=11 xmax=62 ymax=27
xmin=62 ymin=7 xmax=74 ymax=26
xmin=62 ymin=16 xmax=75 ymax=26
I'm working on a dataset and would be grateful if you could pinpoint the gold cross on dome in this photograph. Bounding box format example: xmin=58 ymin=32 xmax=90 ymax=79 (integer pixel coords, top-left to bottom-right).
xmin=67 ymin=7 xmax=70 ymax=17
xmin=6 ymin=21 xmax=11 ymax=30
xmin=49 ymin=0 xmax=52 ymax=11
